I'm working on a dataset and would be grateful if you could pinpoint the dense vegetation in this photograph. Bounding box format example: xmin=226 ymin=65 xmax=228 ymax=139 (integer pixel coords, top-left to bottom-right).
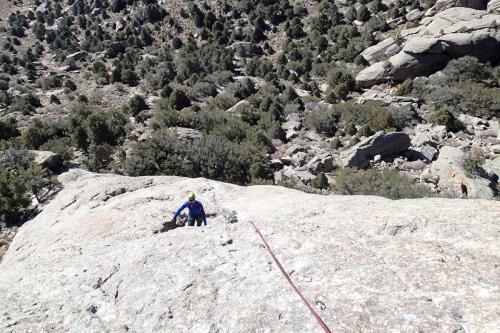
xmin=333 ymin=168 xmax=433 ymax=199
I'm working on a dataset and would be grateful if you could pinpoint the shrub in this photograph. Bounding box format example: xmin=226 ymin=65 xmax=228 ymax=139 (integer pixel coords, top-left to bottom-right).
xmin=311 ymin=172 xmax=329 ymax=190
xmin=0 ymin=169 xmax=30 ymax=225
xmin=40 ymin=75 xmax=62 ymax=90
xmin=331 ymin=137 xmax=343 ymax=150
xmin=357 ymin=5 xmax=370 ymax=22
xmin=50 ymin=95 xmax=61 ymax=104
xmin=123 ymin=130 xmax=267 ymax=185
xmin=39 ymin=137 xmax=73 ymax=162
xmin=127 ymin=95 xmax=148 ymax=117
xmin=464 ymin=156 xmax=485 ymax=177
xmin=84 ymin=144 xmax=113 ymax=172
xmin=305 ymin=105 xmax=338 ymax=136
xmin=249 ymin=162 xmax=273 ymax=181
xmin=8 ymin=99 xmax=35 ymax=115
xmin=429 ymin=108 xmax=465 ymax=132
xmin=338 ymin=101 xmax=396 ymax=132
xmin=397 ymin=78 xmax=413 ymax=96
xmin=442 ymin=56 xmax=491 ymax=82
xmin=69 ymin=103 xmax=127 ymax=150
xmin=191 ymin=81 xmax=218 ymax=99
xmin=64 ymin=79 xmax=77 ymax=91
xmin=169 ymin=89 xmax=191 ymax=110
xmin=333 ymin=168 xmax=433 ymax=199
xmin=21 ymin=118 xmax=59 ymax=149
xmin=0 ymin=119 xmax=20 ymax=141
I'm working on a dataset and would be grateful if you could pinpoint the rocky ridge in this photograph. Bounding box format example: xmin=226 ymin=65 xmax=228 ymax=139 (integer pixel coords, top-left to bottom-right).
xmin=0 ymin=169 xmax=499 ymax=332
xmin=356 ymin=7 xmax=500 ymax=87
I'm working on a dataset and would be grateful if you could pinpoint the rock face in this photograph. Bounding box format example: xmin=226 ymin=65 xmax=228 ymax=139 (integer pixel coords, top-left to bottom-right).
xmin=65 ymin=51 xmax=88 ymax=62
xmin=430 ymin=146 xmax=496 ymax=198
xmin=340 ymin=131 xmax=411 ymax=168
xmin=0 ymin=169 xmax=499 ymax=332
xmin=30 ymin=150 xmax=63 ymax=171
xmin=432 ymin=0 xmax=487 ymax=12
xmin=488 ymin=0 xmax=500 ymax=12
xmin=356 ymin=8 xmax=500 ymax=87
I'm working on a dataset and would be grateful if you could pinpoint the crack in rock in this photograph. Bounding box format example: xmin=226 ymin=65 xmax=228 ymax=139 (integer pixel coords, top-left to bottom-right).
xmin=93 ymin=264 xmax=120 ymax=289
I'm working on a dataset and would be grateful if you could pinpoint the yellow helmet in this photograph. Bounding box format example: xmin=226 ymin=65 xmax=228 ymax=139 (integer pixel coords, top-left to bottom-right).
xmin=188 ymin=192 xmax=195 ymax=201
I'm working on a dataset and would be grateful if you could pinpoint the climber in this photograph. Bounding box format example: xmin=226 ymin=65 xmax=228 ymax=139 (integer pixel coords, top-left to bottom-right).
xmin=170 ymin=192 xmax=207 ymax=226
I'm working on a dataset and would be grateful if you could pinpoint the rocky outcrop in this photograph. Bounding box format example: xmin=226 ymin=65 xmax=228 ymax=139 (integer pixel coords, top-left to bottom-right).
xmin=360 ymin=37 xmax=402 ymax=65
xmin=430 ymin=0 xmax=487 ymax=13
xmin=357 ymin=8 xmax=500 ymax=87
xmin=65 ymin=51 xmax=88 ymax=62
xmin=0 ymin=169 xmax=499 ymax=332
xmin=340 ymin=131 xmax=411 ymax=168
xmin=169 ymin=127 xmax=203 ymax=141
xmin=430 ymin=146 xmax=496 ymax=198
xmin=281 ymin=113 xmax=303 ymax=140
xmin=488 ymin=0 xmax=500 ymax=12
xmin=30 ymin=150 xmax=63 ymax=171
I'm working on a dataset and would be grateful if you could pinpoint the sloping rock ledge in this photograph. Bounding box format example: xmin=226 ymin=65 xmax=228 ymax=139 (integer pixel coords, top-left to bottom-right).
xmin=0 ymin=169 xmax=499 ymax=332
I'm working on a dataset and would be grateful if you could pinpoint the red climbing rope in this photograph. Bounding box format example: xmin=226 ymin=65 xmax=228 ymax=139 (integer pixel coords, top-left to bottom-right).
xmin=248 ymin=221 xmax=332 ymax=333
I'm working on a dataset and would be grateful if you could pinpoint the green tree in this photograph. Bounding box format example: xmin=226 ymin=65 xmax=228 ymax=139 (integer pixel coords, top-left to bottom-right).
xmin=0 ymin=169 xmax=30 ymax=225
xmin=357 ymin=5 xmax=370 ymax=22
xmin=429 ymin=108 xmax=465 ymax=133
xmin=169 ymin=89 xmax=191 ymax=110
xmin=312 ymin=172 xmax=329 ymax=190
xmin=127 ymin=95 xmax=148 ymax=117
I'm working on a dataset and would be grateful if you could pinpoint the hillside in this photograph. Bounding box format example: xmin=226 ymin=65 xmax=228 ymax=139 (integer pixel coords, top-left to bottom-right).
xmin=0 ymin=0 xmax=498 ymax=205
xmin=0 ymin=169 xmax=499 ymax=332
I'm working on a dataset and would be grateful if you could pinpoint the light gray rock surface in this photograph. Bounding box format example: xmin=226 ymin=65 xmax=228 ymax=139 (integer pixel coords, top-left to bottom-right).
xmin=66 ymin=51 xmax=88 ymax=62
xmin=488 ymin=0 xmax=500 ymax=12
xmin=432 ymin=0 xmax=487 ymax=12
xmin=340 ymin=131 xmax=411 ymax=168
xmin=169 ymin=127 xmax=203 ymax=141
xmin=430 ymin=146 xmax=496 ymax=198
xmin=360 ymin=37 xmax=402 ymax=65
xmin=356 ymin=8 xmax=500 ymax=87
xmin=29 ymin=150 xmax=63 ymax=171
xmin=0 ymin=169 xmax=499 ymax=332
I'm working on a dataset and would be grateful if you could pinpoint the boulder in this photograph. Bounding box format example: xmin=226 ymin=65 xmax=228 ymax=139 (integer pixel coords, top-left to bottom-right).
xmin=418 ymin=145 xmax=439 ymax=161
xmin=305 ymin=131 xmax=322 ymax=142
xmin=274 ymin=166 xmax=316 ymax=184
xmin=29 ymin=150 xmax=63 ymax=171
xmin=360 ymin=37 xmax=403 ymax=65
xmin=282 ymin=113 xmax=303 ymax=141
xmin=291 ymin=151 xmax=309 ymax=167
xmin=411 ymin=125 xmax=447 ymax=147
xmin=430 ymin=146 xmax=496 ymax=198
xmin=340 ymin=131 xmax=411 ymax=168
xmin=66 ymin=51 xmax=88 ymax=62
xmin=36 ymin=3 xmax=49 ymax=14
xmin=356 ymin=8 xmax=500 ymax=87
xmin=225 ymin=100 xmax=250 ymax=117
xmin=169 ymin=127 xmax=202 ymax=141
xmin=401 ymin=160 xmax=427 ymax=171
xmin=285 ymin=144 xmax=306 ymax=157
xmin=483 ymin=157 xmax=500 ymax=179
xmin=488 ymin=0 xmax=500 ymax=12
xmin=0 ymin=169 xmax=499 ymax=332
xmin=406 ymin=9 xmax=424 ymax=22
xmin=420 ymin=167 xmax=440 ymax=184
xmin=307 ymin=153 xmax=335 ymax=175
xmin=432 ymin=0 xmax=487 ymax=12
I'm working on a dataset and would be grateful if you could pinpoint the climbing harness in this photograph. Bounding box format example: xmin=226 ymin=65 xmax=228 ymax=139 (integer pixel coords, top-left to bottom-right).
xmin=248 ymin=221 xmax=332 ymax=333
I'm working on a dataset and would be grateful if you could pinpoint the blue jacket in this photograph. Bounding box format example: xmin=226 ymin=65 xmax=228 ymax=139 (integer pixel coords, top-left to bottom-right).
xmin=173 ymin=200 xmax=207 ymax=225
